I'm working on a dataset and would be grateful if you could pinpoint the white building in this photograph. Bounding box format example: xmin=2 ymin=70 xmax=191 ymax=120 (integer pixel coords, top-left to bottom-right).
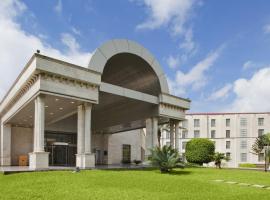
xmin=0 ymin=39 xmax=190 ymax=170
xmin=161 ymin=112 xmax=270 ymax=168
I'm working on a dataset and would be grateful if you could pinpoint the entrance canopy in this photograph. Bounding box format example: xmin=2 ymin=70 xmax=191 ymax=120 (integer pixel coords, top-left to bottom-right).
xmin=0 ymin=39 xmax=190 ymax=169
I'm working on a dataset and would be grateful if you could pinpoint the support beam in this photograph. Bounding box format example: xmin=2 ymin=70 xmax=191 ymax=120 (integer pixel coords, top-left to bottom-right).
xmin=170 ymin=120 xmax=175 ymax=148
xmin=29 ymin=95 xmax=49 ymax=169
xmin=145 ymin=117 xmax=158 ymax=159
xmin=76 ymin=103 xmax=95 ymax=169
xmin=174 ymin=121 xmax=180 ymax=150
xmin=0 ymin=123 xmax=11 ymax=166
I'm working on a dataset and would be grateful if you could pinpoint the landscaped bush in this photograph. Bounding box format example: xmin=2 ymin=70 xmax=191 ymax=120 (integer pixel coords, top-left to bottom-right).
xmin=185 ymin=138 xmax=215 ymax=165
xmin=239 ymin=163 xmax=257 ymax=168
xmin=149 ymin=145 xmax=184 ymax=173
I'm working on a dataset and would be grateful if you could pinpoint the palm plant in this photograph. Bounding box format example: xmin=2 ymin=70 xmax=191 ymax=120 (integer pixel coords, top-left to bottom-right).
xmin=251 ymin=133 xmax=270 ymax=172
xmin=212 ymin=152 xmax=230 ymax=169
xmin=149 ymin=145 xmax=183 ymax=173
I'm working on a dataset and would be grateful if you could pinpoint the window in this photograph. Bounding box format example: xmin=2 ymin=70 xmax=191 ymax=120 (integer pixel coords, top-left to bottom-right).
xmin=194 ymin=119 xmax=200 ymax=127
xmin=211 ymin=119 xmax=216 ymax=127
xmin=211 ymin=130 xmax=216 ymax=138
xmin=122 ymin=144 xmax=131 ymax=163
xmin=182 ymin=120 xmax=188 ymax=128
xmin=166 ymin=142 xmax=170 ymax=146
xmin=258 ymin=129 xmax=264 ymax=137
xmin=240 ymin=153 xmax=247 ymax=162
xmin=226 ymin=152 xmax=231 ymax=160
xmin=240 ymin=118 xmax=247 ymax=127
xmin=166 ymin=132 xmax=170 ymax=139
xmin=226 ymin=118 xmax=230 ymax=127
xmin=240 ymin=129 xmax=247 ymax=137
xmin=194 ymin=130 xmax=200 ymax=138
xmin=240 ymin=140 xmax=247 ymax=149
xmin=226 ymin=130 xmax=230 ymax=138
xmin=182 ymin=142 xmax=187 ymax=150
xmin=182 ymin=130 xmax=188 ymax=139
xmin=226 ymin=141 xmax=230 ymax=149
xmin=258 ymin=153 xmax=264 ymax=162
xmin=258 ymin=118 xmax=264 ymax=126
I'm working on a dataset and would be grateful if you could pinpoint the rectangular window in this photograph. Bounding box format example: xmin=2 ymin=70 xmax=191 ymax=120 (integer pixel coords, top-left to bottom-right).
xmin=182 ymin=120 xmax=188 ymax=128
xmin=182 ymin=142 xmax=187 ymax=150
xmin=258 ymin=118 xmax=264 ymax=126
xmin=166 ymin=132 xmax=170 ymax=139
xmin=240 ymin=140 xmax=247 ymax=149
xmin=122 ymin=144 xmax=131 ymax=163
xmin=211 ymin=119 xmax=216 ymax=127
xmin=258 ymin=153 xmax=264 ymax=162
xmin=211 ymin=130 xmax=216 ymax=138
xmin=226 ymin=152 xmax=231 ymax=160
xmin=240 ymin=118 xmax=247 ymax=127
xmin=240 ymin=129 xmax=247 ymax=137
xmin=258 ymin=129 xmax=264 ymax=137
xmin=226 ymin=118 xmax=230 ymax=127
xmin=194 ymin=130 xmax=200 ymax=138
xmin=182 ymin=130 xmax=188 ymax=139
xmin=240 ymin=153 xmax=247 ymax=162
xmin=194 ymin=119 xmax=200 ymax=127
xmin=166 ymin=142 xmax=170 ymax=146
xmin=226 ymin=130 xmax=230 ymax=138
xmin=226 ymin=141 xmax=230 ymax=149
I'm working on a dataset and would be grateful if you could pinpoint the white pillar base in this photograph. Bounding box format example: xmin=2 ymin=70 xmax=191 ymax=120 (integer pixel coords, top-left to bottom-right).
xmin=76 ymin=153 xmax=95 ymax=169
xmin=1 ymin=157 xmax=11 ymax=166
xmin=29 ymin=152 xmax=49 ymax=170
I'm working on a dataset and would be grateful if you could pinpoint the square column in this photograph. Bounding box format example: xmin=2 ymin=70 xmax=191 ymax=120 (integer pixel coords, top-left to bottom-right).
xmin=1 ymin=123 xmax=11 ymax=166
xmin=145 ymin=117 xmax=158 ymax=158
xmin=29 ymin=95 xmax=49 ymax=170
xmin=76 ymin=103 xmax=95 ymax=169
xmin=174 ymin=121 xmax=180 ymax=151
xmin=170 ymin=120 xmax=175 ymax=148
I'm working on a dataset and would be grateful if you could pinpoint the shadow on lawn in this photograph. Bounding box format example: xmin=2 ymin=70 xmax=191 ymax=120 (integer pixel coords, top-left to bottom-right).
xmin=100 ymin=167 xmax=192 ymax=176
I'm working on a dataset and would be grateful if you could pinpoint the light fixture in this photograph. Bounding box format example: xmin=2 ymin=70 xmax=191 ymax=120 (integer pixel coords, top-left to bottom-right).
xmin=70 ymin=101 xmax=75 ymax=104
xmin=50 ymin=112 xmax=54 ymax=115
xmin=29 ymin=115 xmax=32 ymax=118
xmin=55 ymin=98 xmax=59 ymax=101
xmin=45 ymin=105 xmax=49 ymax=108
xmin=59 ymin=107 xmax=63 ymax=110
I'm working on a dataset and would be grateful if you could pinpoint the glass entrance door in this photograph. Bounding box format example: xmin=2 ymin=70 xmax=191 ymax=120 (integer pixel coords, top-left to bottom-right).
xmin=45 ymin=132 xmax=77 ymax=166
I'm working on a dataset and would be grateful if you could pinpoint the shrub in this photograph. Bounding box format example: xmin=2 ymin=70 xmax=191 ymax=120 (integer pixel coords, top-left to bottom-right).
xmin=212 ymin=152 xmax=230 ymax=169
xmin=185 ymin=138 xmax=215 ymax=165
xmin=149 ymin=145 xmax=184 ymax=173
xmin=239 ymin=163 xmax=257 ymax=168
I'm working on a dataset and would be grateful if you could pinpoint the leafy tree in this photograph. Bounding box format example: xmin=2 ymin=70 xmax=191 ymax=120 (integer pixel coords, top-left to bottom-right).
xmin=251 ymin=133 xmax=270 ymax=172
xmin=212 ymin=152 xmax=230 ymax=169
xmin=149 ymin=145 xmax=184 ymax=173
xmin=185 ymin=138 xmax=215 ymax=165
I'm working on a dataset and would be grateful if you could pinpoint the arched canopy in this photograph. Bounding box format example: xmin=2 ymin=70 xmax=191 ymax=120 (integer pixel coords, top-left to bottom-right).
xmin=88 ymin=39 xmax=169 ymax=95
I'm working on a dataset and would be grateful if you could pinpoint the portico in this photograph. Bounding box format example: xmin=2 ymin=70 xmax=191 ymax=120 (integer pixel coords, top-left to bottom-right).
xmin=0 ymin=39 xmax=190 ymax=170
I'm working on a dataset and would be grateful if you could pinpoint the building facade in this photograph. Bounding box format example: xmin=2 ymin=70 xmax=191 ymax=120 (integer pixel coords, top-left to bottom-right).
xmin=0 ymin=39 xmax=190 ymax=170
xmin=161 ymin=112 xmax=270 ymax=168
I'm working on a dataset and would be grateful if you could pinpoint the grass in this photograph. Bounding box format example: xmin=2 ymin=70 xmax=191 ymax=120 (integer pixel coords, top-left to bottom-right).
xmin=0 ymin=168 xmax=270 ymax=200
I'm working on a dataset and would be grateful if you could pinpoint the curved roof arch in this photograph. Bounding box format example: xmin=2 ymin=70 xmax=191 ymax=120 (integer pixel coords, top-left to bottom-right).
xmin=88 ymin=39 xmax=169 ymax=94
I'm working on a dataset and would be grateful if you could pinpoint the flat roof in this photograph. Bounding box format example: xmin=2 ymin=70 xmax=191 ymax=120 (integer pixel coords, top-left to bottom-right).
xmin=187 ymin=112 xmax=270 ymax=115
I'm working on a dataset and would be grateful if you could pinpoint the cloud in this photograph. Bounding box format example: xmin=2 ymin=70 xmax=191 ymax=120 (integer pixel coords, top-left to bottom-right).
xmin=71 ymin=27 xmax=81 ymax=35
xmin=136 ymin=0 xmax=197 ymax=35
xmin=168 ymin=46 xmax=222 ymax=96
xmin=207 ymin=84 xmax=232 ymax=101
xmin=166 ymin=55 xmax=181 ymax=69
xmin=0 ymin=0 xmax=92 ymax=99
xmin=54 ymin=0 xmax=62 ymax=14
xmin=226 ymin=67 xmax=270 ymax=112
xmin=263 ymin=24 xmax=270 ymax=34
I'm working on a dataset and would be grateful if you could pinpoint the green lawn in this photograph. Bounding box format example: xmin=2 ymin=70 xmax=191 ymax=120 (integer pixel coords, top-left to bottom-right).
xmin=0 ymin=168 xmax=270 ymax=200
